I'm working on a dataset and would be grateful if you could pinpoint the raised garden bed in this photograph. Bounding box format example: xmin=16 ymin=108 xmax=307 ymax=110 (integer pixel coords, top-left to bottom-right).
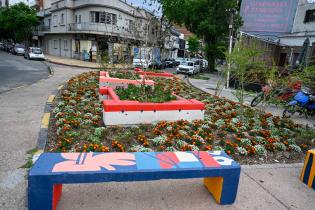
xmin=100 ymin=86 xmax=205 ymax=125
xmin=47 ymin=70 xmax=315 ymax=165
xmin=99 ymin=71 xmax=154 ymax=88
xmin=135 ymin=68 xmax=174 ymax=78
xmin=115 ymin=84 xmax=176 ymax=103
xmin=108 ymin=70 xmax=141 ymax=79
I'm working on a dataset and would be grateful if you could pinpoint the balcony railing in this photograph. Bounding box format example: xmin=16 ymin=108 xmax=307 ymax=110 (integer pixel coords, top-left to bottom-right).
xmin=68 ymin=22 xmax=145 ymax=39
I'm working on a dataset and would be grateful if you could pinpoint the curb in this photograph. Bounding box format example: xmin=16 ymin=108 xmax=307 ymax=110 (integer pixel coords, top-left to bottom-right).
xmin=36 ymin=84 xmax=63 ymax=151
xmin=46 ymin=59 xmax=133 ymax=70
xmin=46 ymin=59 xmax=98 ymax=69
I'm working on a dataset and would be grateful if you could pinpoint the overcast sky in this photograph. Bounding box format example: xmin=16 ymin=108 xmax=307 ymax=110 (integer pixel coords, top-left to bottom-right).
xmin=9 ymin=0 xmax=160 ymax=10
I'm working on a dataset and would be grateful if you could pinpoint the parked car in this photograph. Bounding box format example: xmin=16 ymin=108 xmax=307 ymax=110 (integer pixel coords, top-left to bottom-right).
xmin=12 ymin=44 xmax=26 ymax=55
xmin=175 ymin=58 xmax=187 ymax=66
xmin=149 ymin=60 xmax=166 ymax=69
xmin=0 ymin=42 xmax=4 ymax=51
xmin=164 ymin=59 xmax=176 ymax=68
xmin=5 ymin=43 xmax=14 ymax=52
xmin=176 ymin=61 xmax=198 ymax=75
xmin=133 ymin=58 xmax=151 ymax=69
xmin=202 ymin=59 xmax=208 ymax=71
xmin=24 ymin=47 xmax=46 ymax=60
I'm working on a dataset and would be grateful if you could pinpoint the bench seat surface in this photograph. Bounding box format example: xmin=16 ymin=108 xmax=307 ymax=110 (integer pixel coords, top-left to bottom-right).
xmin=30 ymin=151 xmax=239 ymax=180
xmin=29 ymin=151 xmax=240 ymax=209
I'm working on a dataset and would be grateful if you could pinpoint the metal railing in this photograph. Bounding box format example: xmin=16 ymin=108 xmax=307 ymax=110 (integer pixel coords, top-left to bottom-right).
xmin=68 ymin=22 xmax=145 ymax=39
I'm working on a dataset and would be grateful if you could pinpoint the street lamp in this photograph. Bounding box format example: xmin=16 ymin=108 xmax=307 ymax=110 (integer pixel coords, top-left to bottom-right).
xmin=226 ymin=8 xmax=236 ymax=89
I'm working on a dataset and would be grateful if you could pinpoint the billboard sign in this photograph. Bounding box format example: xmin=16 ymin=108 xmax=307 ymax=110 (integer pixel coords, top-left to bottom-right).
xmin=240 ymin=0 xmax=299 ymax=34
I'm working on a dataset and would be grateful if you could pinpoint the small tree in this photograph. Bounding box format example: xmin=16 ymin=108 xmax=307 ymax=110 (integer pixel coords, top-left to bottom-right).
xmin=187 ymin=36 xmax=200 ymax=57
xmin=225 ymin=40 xmax=265 ymax=106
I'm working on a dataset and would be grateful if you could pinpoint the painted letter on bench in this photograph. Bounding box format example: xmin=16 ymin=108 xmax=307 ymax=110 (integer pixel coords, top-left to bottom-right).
xmin=53 ymin=153 xmax=136 ymax=172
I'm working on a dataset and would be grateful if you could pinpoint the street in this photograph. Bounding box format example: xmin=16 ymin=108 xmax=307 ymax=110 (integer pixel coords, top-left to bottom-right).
xmin=0 ymin=51 xmax=49 ymax=94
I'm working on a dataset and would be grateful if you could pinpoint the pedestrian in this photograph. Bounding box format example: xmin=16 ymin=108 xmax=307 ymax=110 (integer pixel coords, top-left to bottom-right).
xmin=89 ymin=48 xmax=92 ymax=62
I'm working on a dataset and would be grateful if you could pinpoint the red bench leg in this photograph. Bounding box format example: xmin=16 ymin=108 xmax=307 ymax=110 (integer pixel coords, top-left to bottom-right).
xmin=53 ymin=184 xmax=63 ymax=210
xmin=28 ymin=176 xmax=63 ymax=210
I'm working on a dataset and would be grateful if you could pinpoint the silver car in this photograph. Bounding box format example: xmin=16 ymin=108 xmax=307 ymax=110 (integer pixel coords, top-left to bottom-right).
xmin=24 ymin=47 xmax=46 ymax=60
xmin=12 ymin=44 xmax=25 ymax=55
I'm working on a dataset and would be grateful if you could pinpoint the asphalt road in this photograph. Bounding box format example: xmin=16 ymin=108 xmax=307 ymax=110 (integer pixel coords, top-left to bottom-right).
xmin=0 ymin=51 xmax=49 ymax=94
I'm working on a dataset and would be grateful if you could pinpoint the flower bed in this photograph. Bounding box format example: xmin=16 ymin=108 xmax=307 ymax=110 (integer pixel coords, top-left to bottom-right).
xmin=47 ymin=70 xmax=314 ymax=164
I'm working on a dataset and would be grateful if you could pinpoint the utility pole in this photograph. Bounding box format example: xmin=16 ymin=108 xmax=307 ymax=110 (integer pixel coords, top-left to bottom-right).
xmin=226 ymin=8 xmax=235 ymax=89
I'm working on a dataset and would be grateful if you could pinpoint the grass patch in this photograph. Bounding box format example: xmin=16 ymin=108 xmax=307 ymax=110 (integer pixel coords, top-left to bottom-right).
xmin=109 ymin=70 xmax=141 ymax=79
xmin=190 ymin=74 xmax=210 ymax=80
xmin=115 ymin=84 xmax=177 ymax=103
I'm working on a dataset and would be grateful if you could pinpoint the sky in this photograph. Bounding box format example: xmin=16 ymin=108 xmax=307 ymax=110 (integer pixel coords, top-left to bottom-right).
xmin=9 ymin=0 xmax=160 ymax=12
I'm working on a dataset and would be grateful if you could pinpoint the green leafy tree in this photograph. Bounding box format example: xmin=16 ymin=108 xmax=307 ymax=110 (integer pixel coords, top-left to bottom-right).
xmin=157 ymin=0 xmax=242 ymax=71
xmin=225 ymin=40 xmax=265 ymax=106
xmin=187 ymin=36 xmax=200 ymax=57
xmin=0 ymin=3 xmax=39 ymax=42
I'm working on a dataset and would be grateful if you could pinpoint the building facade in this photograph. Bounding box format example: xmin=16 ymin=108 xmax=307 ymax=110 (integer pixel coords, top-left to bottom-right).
xmin=0 ymin=0 xmax=8 ymax=7
xmin=36 ymin=0 xmax=164 ymax=62
xmin=240 ymin=0 xmax=315 ymax=67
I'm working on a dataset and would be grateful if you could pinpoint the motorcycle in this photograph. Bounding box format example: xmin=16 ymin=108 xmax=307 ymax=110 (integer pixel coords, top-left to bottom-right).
xmin=282 ymin=87 xmax=315 ymax=119
xmin=250 ymin=81 xmax=301 ymax=107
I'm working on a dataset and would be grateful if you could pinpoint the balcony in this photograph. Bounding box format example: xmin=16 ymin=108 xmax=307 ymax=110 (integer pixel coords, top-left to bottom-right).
xmin=34 ymin=25 xmax=51 ymax=35
xmin=68 ymin=22 xmax=145 ymax=40
xmin=51 ymin=0 xmax=74 ymax=11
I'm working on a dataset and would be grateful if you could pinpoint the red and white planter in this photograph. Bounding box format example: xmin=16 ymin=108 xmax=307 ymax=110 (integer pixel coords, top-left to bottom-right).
xmin=99 ymin=71 xmax=155 ymax=101
xmin=99 ymin=71 xmax=155 ymax=88
xmin=99 ymin=86 xmax=205 ymax=126
xmin=134 ymin=68 xmax=174 ymax=78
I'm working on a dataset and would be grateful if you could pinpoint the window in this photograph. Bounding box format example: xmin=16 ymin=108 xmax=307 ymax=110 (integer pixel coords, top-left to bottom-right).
xmin=112 ymin=14 xmax=117 ymax=25
xmin=90 ymin=11 xmax=116 ymax=25
xmin=60 ymin=13 xmax=64 ymax=25
xmin=304 ymin=9 xmax=315 ymax=23
xmin=64 ymin=40 xmax=68 ymax=50
xmin=128 ymin=19 xmax=134 ymax=31
xmin=53 ymin=15 xmax=58 ymax=26
xmin=53 ymin=40 xmax=58 ymax=49
xmin=75 ymin=15 xmax=81 ymax=23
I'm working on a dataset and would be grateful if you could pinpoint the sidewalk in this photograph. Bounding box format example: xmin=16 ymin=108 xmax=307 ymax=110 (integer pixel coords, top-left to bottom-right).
xmin=0 ymin=65 xmax=315 ymax=210
xmin=188 ymin=73 xmax=314 ymax=127
xmin=46 ymin=54 xmax=132 ymax=69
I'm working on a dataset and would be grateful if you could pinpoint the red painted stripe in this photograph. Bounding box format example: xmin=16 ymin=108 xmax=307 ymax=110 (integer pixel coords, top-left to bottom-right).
xmin=134 ymin=68 xmax=174 ymax=77
xmin=103 ymin=100 xmax=205 ymax=112
xmin=156 ymin=152 xmax=180 ymax=169
xmin=193 ymin=151 xmax=221 ymax=168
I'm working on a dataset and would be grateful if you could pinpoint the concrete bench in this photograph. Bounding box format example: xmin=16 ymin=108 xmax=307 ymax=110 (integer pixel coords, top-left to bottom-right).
xmin=28 ymin=151 xmax=241 ymax=210
xmin=300 ymin=149 xmax=315 ymax=190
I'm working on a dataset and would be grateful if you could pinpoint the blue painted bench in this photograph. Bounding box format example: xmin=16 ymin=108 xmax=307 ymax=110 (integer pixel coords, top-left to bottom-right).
xmin=28 ymin=151 xmax=241 ymax=210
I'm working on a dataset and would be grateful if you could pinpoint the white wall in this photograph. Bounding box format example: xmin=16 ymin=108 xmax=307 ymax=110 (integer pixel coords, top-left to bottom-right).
xmin=45 ymin=34 xmax=73 ymax=58
xmin=292 ymin=2 xmax=315 ymax=33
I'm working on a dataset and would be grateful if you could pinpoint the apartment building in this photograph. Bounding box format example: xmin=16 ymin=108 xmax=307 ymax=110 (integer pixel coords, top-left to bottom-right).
xmin=0 ymin=0 xmax=8 ymax=7
xmin=240 ymin=0 xmax=315 ymax=67
xmin=37 ymin=0 xmax=165 ymax=61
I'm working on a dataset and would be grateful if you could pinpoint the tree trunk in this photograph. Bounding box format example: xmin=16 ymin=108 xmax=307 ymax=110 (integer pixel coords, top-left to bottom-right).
xmin=205 ymin=36 xmax=216 ymax=72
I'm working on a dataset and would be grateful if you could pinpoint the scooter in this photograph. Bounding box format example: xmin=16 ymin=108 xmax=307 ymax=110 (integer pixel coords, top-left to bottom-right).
xmin=251 ymin=81 xmax=301 ymax=107
xmin=282 ymin=87 xmax=315 ymax=119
